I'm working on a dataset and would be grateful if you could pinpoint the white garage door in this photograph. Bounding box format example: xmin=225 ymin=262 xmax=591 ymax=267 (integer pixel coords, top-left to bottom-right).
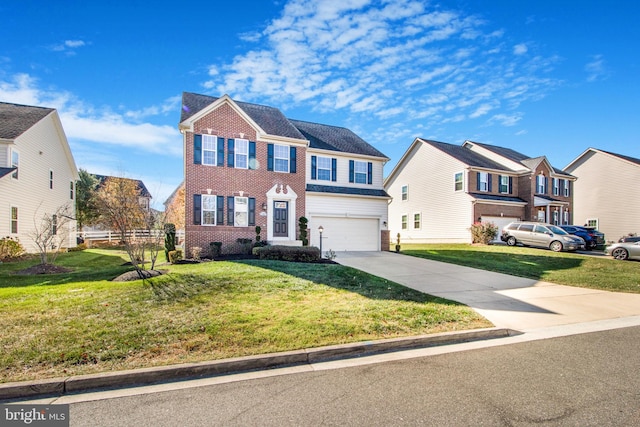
xmin=481 ymin=216 xmax=519 ymax=243
xmin=312 ymin=217 xmax=379 ymax=251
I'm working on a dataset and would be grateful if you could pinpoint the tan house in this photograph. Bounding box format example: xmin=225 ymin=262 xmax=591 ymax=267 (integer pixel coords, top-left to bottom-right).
xmin=0 ymin=102 xmax=79 ymax=252
xmin=565 ymin=148 xmax=640 ymax=242
xmin=385 ymin=138 xmax=575 ymax=243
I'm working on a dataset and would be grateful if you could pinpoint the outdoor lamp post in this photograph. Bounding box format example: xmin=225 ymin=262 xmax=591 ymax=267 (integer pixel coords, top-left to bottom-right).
xmin=318 ymin=225 xmax=324 ymax=255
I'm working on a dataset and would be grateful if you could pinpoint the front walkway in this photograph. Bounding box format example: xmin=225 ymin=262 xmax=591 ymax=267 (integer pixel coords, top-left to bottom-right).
xmin=336 ymin=251 xmax=640 ymax=331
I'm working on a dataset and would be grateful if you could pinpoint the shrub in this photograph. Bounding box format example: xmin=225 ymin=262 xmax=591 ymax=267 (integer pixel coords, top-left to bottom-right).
xmin=0 ymin=237 xmax=25 ymax=261
xmin=191 ymin=246 xmax=202 ymax=261
xmin=168 ymin=249 xmax=183 ymax=264
xmin=209 ymin=242 xmax=222 ymax=258
xmin=470 ymin=222 xmax=498 ymax=244
xmin=253 ymin=245 xmax=320 ymax=262
xmin=298 ymin=217 xmax=309 ymax=246
xmin=68 ymin=243 xmax=87 ymax=252
xmin=164 ymin=223 xmax=176 ymax=262
xmin=236 ymin=238 xmax=253 ymax=255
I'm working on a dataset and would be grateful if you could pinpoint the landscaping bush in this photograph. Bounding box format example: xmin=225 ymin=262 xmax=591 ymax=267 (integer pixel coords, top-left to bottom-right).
xmin=209 ymin=242 xmax=222 ymax=258
xmin=470 ymin=222 xmax=499 ymax=244
xmin=168 ymin=249 xmax=183 ymax=264
xmin=236 ymin=238 xmax=253 ymax=255
xmin=253 ymin=245 xmax=320 ymax=262
xmin=68 ymin=243 xmax=87 ymax=252
xmin=0 ymin=237 xmax=25 ymax=261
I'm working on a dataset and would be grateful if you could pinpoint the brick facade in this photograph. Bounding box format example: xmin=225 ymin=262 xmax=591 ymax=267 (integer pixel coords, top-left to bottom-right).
xmin=184 ymin=102 xmax=306 ymax=255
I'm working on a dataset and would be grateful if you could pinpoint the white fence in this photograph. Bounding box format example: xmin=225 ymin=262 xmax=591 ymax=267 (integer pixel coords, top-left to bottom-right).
xmin=78 ymin=229 xmax=185 ymax=243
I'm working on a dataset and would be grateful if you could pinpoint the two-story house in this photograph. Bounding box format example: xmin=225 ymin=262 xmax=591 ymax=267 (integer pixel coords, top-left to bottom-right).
xmin=0 ymin=102 xmax=78 ymax=252
xmin=178 ymin=92 xmax=390 ymax=255
xmin=385 ymin=138 xmax=575 ymax=243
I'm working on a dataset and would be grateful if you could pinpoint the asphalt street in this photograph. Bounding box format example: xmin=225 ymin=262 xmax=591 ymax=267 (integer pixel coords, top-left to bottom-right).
xmin=55 ymin=324 xmax=640 ymax=426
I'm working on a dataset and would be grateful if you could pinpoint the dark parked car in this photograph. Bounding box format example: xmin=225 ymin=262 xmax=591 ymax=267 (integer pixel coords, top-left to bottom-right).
xmin=619 ymin=235 xmax=640 ymax=243
xmin=559 ymin=225 xmax=599 ymax=250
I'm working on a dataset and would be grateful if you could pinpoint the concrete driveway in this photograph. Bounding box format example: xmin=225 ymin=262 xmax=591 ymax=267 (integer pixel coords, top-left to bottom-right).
xmin=336 ymin=251 xmax=640 ymax=331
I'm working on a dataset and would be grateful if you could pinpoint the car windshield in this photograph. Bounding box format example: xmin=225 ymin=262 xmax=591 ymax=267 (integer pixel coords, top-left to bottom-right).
xmin=548 ymin=225 xmax=568 ymax=235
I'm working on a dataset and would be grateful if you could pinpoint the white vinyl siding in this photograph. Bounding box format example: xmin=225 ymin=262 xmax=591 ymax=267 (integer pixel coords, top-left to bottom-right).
xmin=306 ymin=151 xmax=386 ymax=188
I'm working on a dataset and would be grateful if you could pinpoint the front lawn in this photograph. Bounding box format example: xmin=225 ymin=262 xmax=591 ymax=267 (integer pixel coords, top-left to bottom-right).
xmin=401 ymin=244 xmax=640 ymax=293
xmin=0 ymin=249 xmax=489 ymax=383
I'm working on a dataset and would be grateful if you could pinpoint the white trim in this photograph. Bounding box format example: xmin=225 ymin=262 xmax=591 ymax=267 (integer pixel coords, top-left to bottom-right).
xmin=454 ymin=171 xmax=464 ymax=192
xmin=401 ymin=184 xmax=408 ymax=201
xmin=10 ymin=205 xmax=18 ymax=234
xmin=413 ymin=211 xmax=422 ymax=230
xmin=202 ymin=134 xmax=217 ymax=166
xmin=49 ymin=169 xmax=54 ymax=190
xmin=201 ymin=194 xmax=217 ymax=226
xmin=234 ymin=138 xmax=249 ymax=169
xmin=401 ymin=213 xmax=408 ymax=230
xmin=266 ymin=184 xmax=298 ymax=242
xmin=10 ymin=147 xmax=19 ymax=180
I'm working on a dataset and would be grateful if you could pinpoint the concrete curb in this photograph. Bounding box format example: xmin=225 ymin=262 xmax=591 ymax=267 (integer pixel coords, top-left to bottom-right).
xmin=0 ymin=327 xmax=518 ymax=401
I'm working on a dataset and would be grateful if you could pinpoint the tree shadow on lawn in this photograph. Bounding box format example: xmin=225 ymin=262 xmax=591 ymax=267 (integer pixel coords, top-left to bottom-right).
xmin=402 ymin=248 xmax=585 ymax=281
xmin=231 ymin=259 xmax=467 ymax=307
xmin=0 ymin=250 xmax=132 ymax=288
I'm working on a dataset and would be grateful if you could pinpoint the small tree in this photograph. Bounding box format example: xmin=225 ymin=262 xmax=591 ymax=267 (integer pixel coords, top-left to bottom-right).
xmin=470 ymin=222 xmax=498 ymax=244
xmin=164 ymin=223 xmax=176 ymax=262
xmin=30 ymin=203 xmax=74 ymax=265
xmin=298 ymin=217 xmax=309 ymax=246
xmin=75 ymin=169 xmax=100 ymax=230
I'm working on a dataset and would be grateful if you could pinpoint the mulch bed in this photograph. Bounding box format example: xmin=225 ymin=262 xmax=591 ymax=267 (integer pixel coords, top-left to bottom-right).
xmin=14 ymin=264 xmax=74 ymax=275
xmin=112 ymin=269 xmax=167 ymax=282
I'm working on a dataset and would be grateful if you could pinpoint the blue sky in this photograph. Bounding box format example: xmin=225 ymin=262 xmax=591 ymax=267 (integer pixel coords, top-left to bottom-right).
xmin=2 ymin=0 xmax=638 ymax=208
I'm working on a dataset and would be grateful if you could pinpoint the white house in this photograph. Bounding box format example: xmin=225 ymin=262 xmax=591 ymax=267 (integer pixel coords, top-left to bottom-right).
xmin=565 ymin=148 xmax=640 ymax=242
xmin=0 ymin=102 xmax=79 ymax=252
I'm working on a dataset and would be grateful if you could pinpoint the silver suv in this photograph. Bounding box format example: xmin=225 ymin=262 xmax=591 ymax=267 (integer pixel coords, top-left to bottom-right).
xmin=501 ymin=222 xmax=583 ymax=252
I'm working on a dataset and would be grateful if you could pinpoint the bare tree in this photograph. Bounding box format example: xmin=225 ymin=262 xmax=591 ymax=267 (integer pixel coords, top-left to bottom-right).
xmin=30 ymin=203 xmax=74 ymax=265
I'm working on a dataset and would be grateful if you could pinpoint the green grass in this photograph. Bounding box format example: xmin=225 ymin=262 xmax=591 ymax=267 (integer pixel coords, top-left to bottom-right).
xmin=401 ymin=244 xmax=640 ymax=293
xmin=0 ymin=249 xmax=489 ymax=383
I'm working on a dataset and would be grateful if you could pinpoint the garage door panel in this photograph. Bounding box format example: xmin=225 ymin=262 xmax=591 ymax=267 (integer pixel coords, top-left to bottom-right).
xmin=481 ymin=216 xmax=519 ymax=243
xmin=311 ymin=217 xmax=379 ymax=251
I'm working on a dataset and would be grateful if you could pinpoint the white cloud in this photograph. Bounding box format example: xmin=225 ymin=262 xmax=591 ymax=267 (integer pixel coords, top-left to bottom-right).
xmin=50 ymin=39 xmax=88 ymax=55
xmin=488 ymin=113 xmax=522 ymax=127
xmin=513 ymin=43 xmax=528 ymax=55
xmin=585 ymin=54 xmax=607 ymax=82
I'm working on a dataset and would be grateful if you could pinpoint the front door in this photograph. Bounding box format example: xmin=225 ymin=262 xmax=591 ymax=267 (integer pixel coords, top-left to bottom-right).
xmin=273 ymin=201 xmax=288 ymax=237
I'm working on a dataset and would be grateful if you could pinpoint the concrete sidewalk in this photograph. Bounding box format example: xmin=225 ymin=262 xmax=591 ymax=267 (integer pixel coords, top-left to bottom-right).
xmin=336 ymin=251 xmax=640 ymax=330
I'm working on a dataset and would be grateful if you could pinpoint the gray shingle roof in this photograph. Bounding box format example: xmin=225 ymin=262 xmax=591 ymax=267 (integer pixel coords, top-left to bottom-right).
xmin=469 ymin=192 xmax=527 ymax=204
xmin=306 ymin=184 xmax=390 ymax=198
xmin=180 ymin=92 xmax=304 ymax=140
xmin=469 ymin=141 xmax=573 ymax=177
xmin=0 ymin=102 xmax=54 ymax=140
xmin=180 ymin=92 xmax=387 ymax=158
xmin=421 ymin=139 xmax=514 ymax=171
xmin=290 ymin=119 xmax=387 ymax=158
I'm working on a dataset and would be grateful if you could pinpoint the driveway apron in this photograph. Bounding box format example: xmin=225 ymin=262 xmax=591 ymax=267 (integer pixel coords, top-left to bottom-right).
xmin=336 ymin=252 xmax=640 ymax=331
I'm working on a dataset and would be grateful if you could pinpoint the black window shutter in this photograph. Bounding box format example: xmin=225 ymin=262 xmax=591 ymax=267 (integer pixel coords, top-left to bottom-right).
xmin=249 ymin=141 xmax=256 ymax=170
xmin=290 ymin=147 xmax=297 ymax=173
xmin=509 ymin=176 xmax=513 ymax=194
xmin=367 ymin=162 xmax=372 ymax=184
xmin=217 ymin=138 xmax=224 ymax=167
xmin=476 ymin=172 xmax=481 ymax=191
xmin=194 ymin=134 xmax=202 ymax=165
xmin=488 ymin=174 xmax=492 ymax=192
xmin=349 ymin=160 xmax=354 ymax=183
xmin=267 ymin=144 xmax=274 ymax=171
xmin=193 ymin=194 xmax=202 ymax=225
xmin=545 ymin=177 xmax=548 ymax=194
xmin=227 ymin=196 xmax=235 ymax=225
xmin=227 ymin=139 xmax=235 ymax=167
xmin=311 ymin=156 xmax=317 ymax=180
xmin=248 ymin=198 xmax=255 ymax=226
xmin=216 ymin=196 xmax=224 ymax=224
xmin=331 ymin=158 xmax=337 ymax=181
xmin=498 ymin=175 xmax=503 ymax=191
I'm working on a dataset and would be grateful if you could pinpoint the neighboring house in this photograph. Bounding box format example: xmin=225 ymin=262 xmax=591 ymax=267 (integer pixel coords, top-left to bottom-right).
xmin=93 ymin=174 xmax=153 ymax=211
xmin=0 ymin=102 xmax=79 ymax=252
xmin=178 ymin=92 xmax=390 ymax=255
xmin=564 ymin=148 xmax=640 ymax=242
xmin=385 ymin=138 xmax=575 ymax=243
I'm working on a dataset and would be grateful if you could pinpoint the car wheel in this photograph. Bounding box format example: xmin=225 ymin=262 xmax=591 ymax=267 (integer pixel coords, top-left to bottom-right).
xmin=611 ymin=248 xmax=629 ymax=260
xmin=506 ymin=236 xmax=517 ymax=246
xmin=550 ymin=241 xmax=563 ymax=252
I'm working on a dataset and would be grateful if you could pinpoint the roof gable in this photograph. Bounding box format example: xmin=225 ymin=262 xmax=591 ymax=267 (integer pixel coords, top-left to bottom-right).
xmin=565 ymin=147 xmax=640 ymax=172
xmin=0 ymin=102 xmax=55 ymax=140
xmin=423 ymin=139 xmax=514 ymax=171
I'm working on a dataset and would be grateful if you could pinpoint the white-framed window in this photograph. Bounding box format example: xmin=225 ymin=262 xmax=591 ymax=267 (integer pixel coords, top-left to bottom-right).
xmin=274 ymin=144 xmax=290 ymax=172
xmin=479 ymin=172 xmax=489 ymax=192
xmin=234 ymin=196 xmax=248 ymax=227
xmin=454 ymin=172 xmax=463 ymax=191
xmin=401 ymin=185 xmax=408 ymax=201
xmin=553 ymin=178 xmax=559 ymax=196
xmin=354 ymin=161 xmax=367 ymax=184
xmin=563 ymin=210 xmax=570 ymax=225
xmin=413 ymin=212 xmax=421 ymax=229
xmin=499 ymin=175 xmax=509 ymax=194
xmin=70 ymin=181 xmax=75 ymax=200
xmin=49 ymin=170 xmax=54 ymax=189
xmin=10 ymin=149 xmax=19 ymax=179
xmin=201 ymin=195 xmax=217 ymax=226
xmin=235 ymin=138 xmax=249 ymax=169
xmin=317 ymin=157 xmax=331 ymax=181
xmin=563 ymin=179 xmax=570 ymax=197
xmin=536 ymin=175 xmax=546 ymax=194
xmin=553 ymin=210 xmax=559 ymax=225
xmin=10 ymin=206 xmax=18 ymax=234
xmin=401 ymin=214 xmax=408 ymax=230
xmin=586 ymin=218 xmax=598 ymax=228
xmin=202 ymin=134 xmax=217 ymax=166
